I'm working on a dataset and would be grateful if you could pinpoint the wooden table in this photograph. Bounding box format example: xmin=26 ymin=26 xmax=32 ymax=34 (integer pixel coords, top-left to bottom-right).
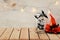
xmin=0 ymin=27 xmax=60 ymax=40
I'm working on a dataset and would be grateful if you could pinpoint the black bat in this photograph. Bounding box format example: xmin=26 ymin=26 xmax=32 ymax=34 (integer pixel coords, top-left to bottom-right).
xmin=38 ymin=10 xmax=48 ymax=18
xmin=34 ymin=10 xmax=48 ymax=19
xmin=41 ymin=10 xmax=48 ymax=18
xmin=34 ymin=15 xmax=38 ymax=19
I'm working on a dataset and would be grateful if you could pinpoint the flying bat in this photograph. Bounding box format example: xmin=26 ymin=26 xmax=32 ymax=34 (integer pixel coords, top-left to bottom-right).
xmin=41 ymin=10 xmax=48 ymax=18
xmin=34 ymin=10 xmax=48 ymax=19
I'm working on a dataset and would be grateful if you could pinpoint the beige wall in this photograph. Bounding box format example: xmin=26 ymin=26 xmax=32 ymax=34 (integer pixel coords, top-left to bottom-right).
xmin=0 ymin=0 xmax=60 ymax=27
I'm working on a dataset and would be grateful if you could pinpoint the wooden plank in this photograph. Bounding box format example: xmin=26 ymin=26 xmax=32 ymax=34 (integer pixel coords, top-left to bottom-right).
xmin=57 ymin=34 xmax=60 ymax=39
xmin=47 ymin=33 xmax=60 ymax=40
xmin=0 ymin=28 xmax=7 ymax=37
xmin=9 ymin=28 xmax=21 ymax=40
xmin=20 ymin=28 xmax=29 ymax=40
xmin=0 ymin=27 xmax=14 ymax=40
xmin=29 ymin=27 xmax=39 ymax=40
xmin=38 ymin=30 xmax=49 ymax=40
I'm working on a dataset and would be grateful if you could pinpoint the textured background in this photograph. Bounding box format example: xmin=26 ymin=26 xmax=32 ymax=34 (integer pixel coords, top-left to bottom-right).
xmin=0 ymin=0 xmax=60 ymax=27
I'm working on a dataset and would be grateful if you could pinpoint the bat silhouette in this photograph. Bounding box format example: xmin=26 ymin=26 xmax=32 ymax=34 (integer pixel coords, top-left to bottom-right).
xmin=39 ymin=10 xmax=48 ymax=18
xmin=34 ymin=10 xmax=48 ymax=19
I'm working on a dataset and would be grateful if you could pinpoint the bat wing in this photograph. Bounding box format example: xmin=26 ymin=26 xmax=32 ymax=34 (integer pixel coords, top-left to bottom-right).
xmin=42 ymin=10 xmax=48 ymax=18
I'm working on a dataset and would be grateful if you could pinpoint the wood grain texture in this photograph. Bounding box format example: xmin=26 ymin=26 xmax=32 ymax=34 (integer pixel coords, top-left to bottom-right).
xmin=20 ymin=28 xmax=29 ymax=40
xmin=47 ymin=33 xmax=60 ymax=40
xmin=0 ymin=27 xmax=13 ymax=40
xmin=38 ymin=30 xmax=49 ymax=40
xmin=0 ymin=28 xmax=7 ymax=37
xmin=57 ymin=34 xmax=60 ymax=39
xmin=9 ymin=28 xmax=21 ymax=40
xmin=0 ymin=27 xmax=60 ymax=40
xmin=29 ymin=28 xmax=39 ymax=40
